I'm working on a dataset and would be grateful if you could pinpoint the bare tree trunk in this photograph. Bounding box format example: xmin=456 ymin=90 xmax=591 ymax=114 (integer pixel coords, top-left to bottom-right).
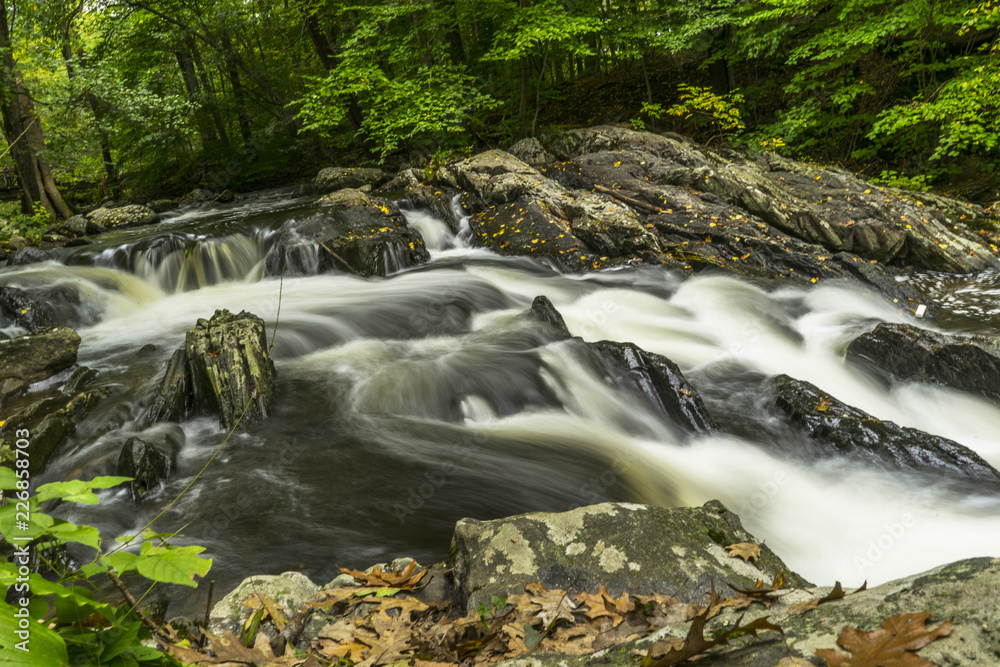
xmin=175 ymin=46 xmax=218 ymax=146
xmin=189 ymin=39 xmax=230 ymax=146
xmin=224 ymin=37 xmax=253 ymax=142
xmin=0 ymin=3 xmax=71 ymax=219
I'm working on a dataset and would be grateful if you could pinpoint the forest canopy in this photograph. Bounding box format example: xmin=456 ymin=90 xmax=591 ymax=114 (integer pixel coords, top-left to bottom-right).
xmin=0 ymin=0 xmax=997 ymax=213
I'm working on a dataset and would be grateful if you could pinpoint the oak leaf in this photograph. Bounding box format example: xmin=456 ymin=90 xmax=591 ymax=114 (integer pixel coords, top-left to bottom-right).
xmin=575 ymin=585 xmax=635 ymax=627
xmin=815 ymin=611 xmax=953 ymax=667
xmin=340 ymin=561 xmax=428 ymax=589
xmin=725 ymin=542 xmax=762 ymax=563
xmin=526 ymin=583 xmax=579 ymax=629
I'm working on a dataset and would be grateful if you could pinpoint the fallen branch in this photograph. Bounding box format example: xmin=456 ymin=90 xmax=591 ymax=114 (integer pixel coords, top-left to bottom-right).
xmin=316 ymin=239 xmax=362 ymax=275
xmin=593 ymin=184 xmax=666 ymax=214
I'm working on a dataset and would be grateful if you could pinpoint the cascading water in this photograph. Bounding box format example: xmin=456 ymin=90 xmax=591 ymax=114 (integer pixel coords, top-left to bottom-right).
xmin=5 ymin=195 xmax=999 ymax=618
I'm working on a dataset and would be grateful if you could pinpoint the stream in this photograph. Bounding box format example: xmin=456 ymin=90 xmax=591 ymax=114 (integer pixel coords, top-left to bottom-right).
xmin=3 ymin=192 xmax=1000 ymax=618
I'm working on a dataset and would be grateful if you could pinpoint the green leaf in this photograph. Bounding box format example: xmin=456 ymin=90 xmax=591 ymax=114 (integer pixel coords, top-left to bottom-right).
xmin=135 ymin=544 xmax=211 ymax=587
xmin=34 ymin=477 xmax=131 ymax=505
xmin=0 ymin=467 xmax=19 ymax=490
xmin=100 ymin=551 xmax=139 ymax=575
xmin=0 ymin=503 xmax=53 ymax=542
xmin=47 ymin=520 xmax=101 ymax=550
xmin=0 ymin=601 xmax=69 ymax=666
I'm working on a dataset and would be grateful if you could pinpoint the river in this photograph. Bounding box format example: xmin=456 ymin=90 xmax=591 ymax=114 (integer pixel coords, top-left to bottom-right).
xmin=3 ymin=192 xmax=999 ymax=617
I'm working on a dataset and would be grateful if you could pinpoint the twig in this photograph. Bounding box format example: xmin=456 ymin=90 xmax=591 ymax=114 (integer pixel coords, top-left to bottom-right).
xmin=316 ymin=239 xmax=362 ymax=275
xmin=203 ymin=580 xmax=215 ymax=628
xmin=593 ymin=184 xmax=666 ymax=214
xmin=107 ymin=572 xmax=174 ymax=643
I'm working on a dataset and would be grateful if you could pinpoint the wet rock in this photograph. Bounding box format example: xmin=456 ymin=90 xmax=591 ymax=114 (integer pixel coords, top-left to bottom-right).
xmin=0 ymin=387 xmax=109 ymax=474
xmin=0 ymin=327 xmax=80 ymax=390
xmin=216 ymin=189 xmax=237 ymax=203
xmin=846 ymin=322 xmax=1000 ymax=406
xmin=147 ymin=310 xmax=276 ymax=430
xmin=64 ymin=365 xmax=98 ymax=393
xmin=769 ymin=374 xmax=1000 ymax=488
xmin=452 ymin=500 xmax=806 ymax=612
xmin=209 ymin=571 xmax=320 ymax=637
xmin=42 ymin=215 xmax=99 ymax=239
xmin=508 ymin=137 xmax=555 ymax=166
xmin=588 ymin=341 xmax=714 ymax=435
xmin=0 ymin=283 xmax=96 ymax=331
xmin=266 ymin=189 xmax=430 ymax=277
xmin=86 ymin=204 xmax=159 ymax=230
xmin=144 ymin=348 xmax=190 ymax=424
xmin=527 ymin=295 xmax=571 ymax=337
xmin=9 ymin=246 xmax=52 ymax=265
xmin=117 ymin=437 xmax=172 ymax=501
xmin=315 ymin=167 xmax=390 ymax=193
xmin=181 ymin=188 xmax=216 ymax=203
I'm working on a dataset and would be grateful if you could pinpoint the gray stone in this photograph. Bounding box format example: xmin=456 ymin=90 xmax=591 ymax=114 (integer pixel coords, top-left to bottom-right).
xmin=450 ymin=500 xmax=806 ymax=613
xmin=208 ymin=572 xmax=320 ymax=636
xmin=9 ymin=246 xmax=52 ymax=265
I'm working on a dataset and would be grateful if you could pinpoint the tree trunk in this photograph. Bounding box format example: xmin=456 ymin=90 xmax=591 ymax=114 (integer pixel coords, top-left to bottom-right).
xmin=175 ymin=46 xmax=218 ymax=146
xmin=189 ymin=39 xmax=230 ymax=146
xmin=224 ymin=37 xmax=253 ymax=142
xmin=0 ymin=3 xmax=71 ymax=219
xmin=641 ymin=51 xmax=653 ymax=104
xmin=61 ymin=43 xmax=118 ymax=192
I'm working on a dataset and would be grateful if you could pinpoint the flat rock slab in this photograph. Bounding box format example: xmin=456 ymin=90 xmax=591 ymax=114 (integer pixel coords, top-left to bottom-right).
xmin=0 ymin=326 xmax=80 ymax=394
xmin=847 ymin=322 xmax=1000 ymax=406
xmin=450 ymin=500 xmax=806 ymax=612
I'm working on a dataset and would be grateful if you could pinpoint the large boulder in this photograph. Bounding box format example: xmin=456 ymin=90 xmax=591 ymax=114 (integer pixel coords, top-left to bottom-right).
xmin=846 ymin=322 xmax=1000 ymax=406
xmin=8 ymin=247 xmax=52 ymax=266
xmin=0 ymin=327 xmax=80 ymax=402
xmin=315 ymin=167 xmax=390 ymax=193
xmin=117 ymin=437 xmax=174 ymax=502
xmin=146 ymin=310 xmax=276 ymax=430
xmin=768 ymin=374 xmax=1000 ymax=488
xmin=451 ymin=500 xmax=806 ymax=612
xmin=266 ymin=189 xmax=430 ymax=277
xmin=86 ymin=204 xmax=159 ymax=230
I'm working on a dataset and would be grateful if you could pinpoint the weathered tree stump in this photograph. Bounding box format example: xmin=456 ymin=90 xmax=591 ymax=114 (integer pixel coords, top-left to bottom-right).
xmin=146 ymin=309 xmax=276 ymax=430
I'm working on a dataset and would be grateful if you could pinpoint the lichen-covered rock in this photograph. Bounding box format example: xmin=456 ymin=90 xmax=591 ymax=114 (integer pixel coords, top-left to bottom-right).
xmin=769 ymin=374 xmax=1000 ymax=488
xmin=846 ymin=322 xmax=1000 ymax=406
xmin=208 ymin=572 xmax=320 ymax=636
xmin=0 ymin=327 xmax=80 ymax=396
xmin=315 ymin=167 xmax=390 ymax=193
xmin=266 ymin=189 xmax=430 ymax=277
xmin=588 ymin=341 xmax=714 ymax=435
xmin=86 ymin=204 xmax=159 ymax=230
xmin=450 ymin=500 xmax=806 ymax=612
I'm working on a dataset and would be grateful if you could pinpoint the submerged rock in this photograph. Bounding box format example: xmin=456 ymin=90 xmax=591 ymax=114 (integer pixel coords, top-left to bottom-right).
xmin=117 ymin=437 xmax=173 ymax=501
xmin=451 ymin=500 xmax=805 ymax=612
xmin=846 ymin=322 xmax=1000 ymax=406
xmin=8 ymin=247 xmax=52 ymax=266
xmin=769 ymin=374 xmax=1000 ymax=488
xmin=266 ymin=189 xmax=430 ymax=277
xmin=588 ymin=341 xmax=715 ymax=435
xmin=146 ymin=310 xmax=276 ymax=430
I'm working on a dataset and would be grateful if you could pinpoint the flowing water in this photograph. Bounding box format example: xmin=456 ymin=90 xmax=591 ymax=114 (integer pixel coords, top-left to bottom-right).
xmin=3 ymin=194 xmax=999 ymax=617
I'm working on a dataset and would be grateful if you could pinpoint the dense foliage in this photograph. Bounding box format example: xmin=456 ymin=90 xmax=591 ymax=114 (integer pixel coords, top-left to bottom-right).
xmin=0 ymin=0 xmax=996 ymax=208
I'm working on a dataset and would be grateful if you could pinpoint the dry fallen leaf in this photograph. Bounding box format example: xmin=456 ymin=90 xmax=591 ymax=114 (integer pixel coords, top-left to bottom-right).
xmin=340 ymin=561 xmax=428 ymax=589
xmin=815 ymin=611 xmax=953 ymax=667
xmin=527 ymin=582 xmax=579 ymax=629
xmin=575 ymin=585 xmax=635 ymax=627
xmin=724 ymin=542 xmax=762 ymax=564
